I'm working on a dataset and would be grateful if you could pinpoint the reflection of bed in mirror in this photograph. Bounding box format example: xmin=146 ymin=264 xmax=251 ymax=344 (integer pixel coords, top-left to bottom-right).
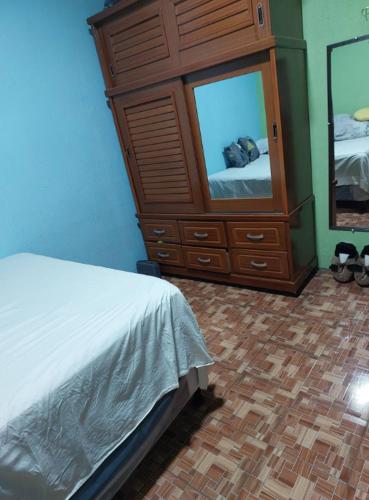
xmin=208 ymin=154 xmax=272 ymax=199
xmin=329 ymin=34 xmax=369 ymax=230
xmin=193 ymin=70 xmax=274 ymax=202
xmin=335 ymin=136 xmax=369 ymax=202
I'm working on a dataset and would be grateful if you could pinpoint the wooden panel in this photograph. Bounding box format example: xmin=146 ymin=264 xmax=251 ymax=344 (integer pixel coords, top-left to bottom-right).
xmin=173 ymin=0 xmax=254 ymax=49
xmin=160 ymin=260 xmax=316 ymax=294
xmin=289 ymin=198 xmax=316 ymax=279
xmin=146 ymin=243 xmax=184 ymax=266
xmin=88 ymin=0 xmax=303 ymax=43
xmin=183 ymin=246 xmax=230 ymax=273
xmin=113 ymin=80 xmax=203 ymax=213
xmin=141 ymin=219 xmax=180 ymax=243
xmin=231 ymin=250 xmax=289 ymax=279
xmin=227 ymin=222 xmax=287 ymax=250
xmin=272 ymin=47 xmax=312 ymax=211
xmin=171 ymin=0 xmax=259 ymax=67
xmin=179 ymin=221 xmax=226 ymax=247
xmin=100 ymin=1 xmax=174 ymax=88
xmin=89 ymin=0 xmax=305 ymax=95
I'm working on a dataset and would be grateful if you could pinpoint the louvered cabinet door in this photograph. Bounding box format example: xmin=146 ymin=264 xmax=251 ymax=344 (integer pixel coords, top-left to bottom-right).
xmin=170 ymin=0 xmax=263 ymax=67
xmin=113 ymin=80 xmax=203 ymax=214
xmin=99 ymin=1 xmax=174 ymax=89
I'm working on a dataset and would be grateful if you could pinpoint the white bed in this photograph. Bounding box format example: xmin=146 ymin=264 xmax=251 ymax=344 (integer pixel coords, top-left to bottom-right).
xmin=0 ymin=254 xmax=212 ymax=499
xmin=335 ymin=136 xmax=369 ymax=200
xmin=207 ymin=154 xmax=272 ymax=199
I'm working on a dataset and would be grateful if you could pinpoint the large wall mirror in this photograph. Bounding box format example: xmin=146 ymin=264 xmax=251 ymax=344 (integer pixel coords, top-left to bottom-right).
xmin=328 ymin=35 xmax=369 ymax=231
xmin=185 ymin=57 xmax=283 ymax=213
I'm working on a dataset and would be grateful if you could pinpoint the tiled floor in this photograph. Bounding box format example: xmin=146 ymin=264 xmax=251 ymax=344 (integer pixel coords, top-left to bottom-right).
xmin=117 ymin=271 xmax=369 ymax=499
xmin=336 ymin=211 xmax=369 ymax=229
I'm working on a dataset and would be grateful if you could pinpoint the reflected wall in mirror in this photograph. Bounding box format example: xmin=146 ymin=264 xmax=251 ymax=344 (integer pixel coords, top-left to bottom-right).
xmin=328 ymin=35 xmax=369 ymax=230
xmin=194 ymin=71 xmax=272 ymax=200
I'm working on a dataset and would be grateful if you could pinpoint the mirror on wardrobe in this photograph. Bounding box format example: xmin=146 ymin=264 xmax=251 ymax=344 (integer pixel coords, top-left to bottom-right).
xmin=328 ymin=35 xmax=369 ymax=230
xmin=193 ymin=71 xmax=272 ymax=200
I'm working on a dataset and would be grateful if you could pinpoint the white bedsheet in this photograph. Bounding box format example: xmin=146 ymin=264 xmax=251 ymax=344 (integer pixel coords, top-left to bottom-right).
xmin=0 ymin=254 xmax=212 ymax=500
xmin=335 ymin=137 xmax=369 ymax=196
xmin=208 ymin=154 xmax=272 ymax=199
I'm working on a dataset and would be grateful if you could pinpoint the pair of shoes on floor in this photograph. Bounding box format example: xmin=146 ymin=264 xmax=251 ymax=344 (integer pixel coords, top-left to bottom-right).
xmin=330 ymin=242 xmax=369 ymax=286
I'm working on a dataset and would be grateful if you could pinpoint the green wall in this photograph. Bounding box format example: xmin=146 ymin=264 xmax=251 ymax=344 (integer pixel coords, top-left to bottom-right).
xmin=332 ymin=38 xmax=369 ymax=115
xmin=302 ymin=0 xmax=369 ymax=268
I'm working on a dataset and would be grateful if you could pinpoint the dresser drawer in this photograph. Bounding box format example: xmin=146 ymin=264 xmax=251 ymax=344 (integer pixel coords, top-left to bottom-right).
xmin=179 ymin=221 xmax=226 ymax=247
xmin=146 ymin=243 xmax=184 ymax=266
xmin=141 ymin=219 xmax=180 ymax=243
xmin=183 ymin=246 xmax=230 ymax=274
xmin=227 ymin=222 xmax=287 ymax=251
xmin=231 ymin=250 xmax=290 ymax=279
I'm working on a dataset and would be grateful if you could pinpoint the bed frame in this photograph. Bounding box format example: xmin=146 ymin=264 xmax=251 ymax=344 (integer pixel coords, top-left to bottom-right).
xmin=72 ymin=366 xmax=209 ymax=500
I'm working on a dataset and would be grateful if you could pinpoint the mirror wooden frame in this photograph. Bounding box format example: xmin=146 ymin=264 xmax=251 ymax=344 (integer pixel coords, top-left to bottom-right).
xmin=327 ymin=34 xmax=369 ymax=232
xmin=184 ymin=53 xmax=285 ymax=214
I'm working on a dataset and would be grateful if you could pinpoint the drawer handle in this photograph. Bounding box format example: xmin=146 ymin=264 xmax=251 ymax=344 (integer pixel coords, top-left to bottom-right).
xmin=194 ymin=232 xmax=209 ymax=240
xmin=251 ymin=260 xmax=268 ymax=269
xmin=197 ymin=257 xmax=211 ymax=264
xmin=246 ymin=233 xmax=265 ymax=241
xmin=153 ymin=229 xmax=166 ymax=236
xmin=157 ymin=252 xmax=170 ymax=259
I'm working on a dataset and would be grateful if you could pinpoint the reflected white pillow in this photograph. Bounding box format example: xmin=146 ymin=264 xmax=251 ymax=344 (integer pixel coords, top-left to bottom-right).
xmin=256 ymin=138 xmax=269 ymax=155
xmin=334 ymin=114 xmax=369 ymax=141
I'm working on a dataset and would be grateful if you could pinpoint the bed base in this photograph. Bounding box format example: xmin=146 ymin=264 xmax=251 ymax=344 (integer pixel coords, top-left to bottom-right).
xmin=336 ymin=199 xmax=369 ymax=214
xmin=72 ymin=366 xmax=208 ymax=500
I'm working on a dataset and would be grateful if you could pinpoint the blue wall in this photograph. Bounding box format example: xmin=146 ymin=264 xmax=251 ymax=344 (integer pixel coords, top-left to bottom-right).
xmin=194 ymin=72 xmax=266 ymax=175
xmin=0 ymin=1 xmax=146 ymax=271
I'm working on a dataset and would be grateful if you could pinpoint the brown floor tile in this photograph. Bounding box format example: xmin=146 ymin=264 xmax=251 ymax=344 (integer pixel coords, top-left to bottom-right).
xmin=270 ymin=317 xmax=343 ymax=358
xmin=198 ymin=298 xmax=285 ymax=335
xmin=164 ymin=416 xmax=254 ymax=497
xmin=291 ymin=292 xmax=367 ymax=328
xmin=205 ymin=361 xmax=241 ymax=399
xmin=245 ymin=342 xmax=316 ymax=395
xmin=208 ymin=332 xmax=265 ymax=372
xmin=270 ymin=394 xmax=367 ymax=480
xmin=301 ymin=361 xmax=369 ymax=420
xmin=115 ymin=272 xmax=369 ymax=500
xmin=214 ymin=373 xmax=290 ymax=434
xmin=323 ymin=334 xmax=369 ymax=371
xmin=211 ymin=288 xmax=301 ymax=316
xmin=336 ymin=211 xmax=369 ymax=229
xmin=303 ymin=270 xmax=368 ymax=299
xmin=197 ymin=283 xmax=269 ymax=309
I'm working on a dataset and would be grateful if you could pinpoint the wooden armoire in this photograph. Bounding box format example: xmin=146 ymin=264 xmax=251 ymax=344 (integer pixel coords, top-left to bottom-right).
xmin=88 ymin=0 xmax=316 ymax=294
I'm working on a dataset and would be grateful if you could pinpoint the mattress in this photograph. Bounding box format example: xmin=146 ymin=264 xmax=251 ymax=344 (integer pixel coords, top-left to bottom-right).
xmin=336 ymin=185 xmax=369 ymax=202
xmin=335 ymin=136 xmax=369 ymax=198
xmin=207 ymin=154 xmax=272 ymax=199
xmin=0 ymin=254 xmax=213 ymax=500
xmin=74 ymin=370 xmax=198 ymax=500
